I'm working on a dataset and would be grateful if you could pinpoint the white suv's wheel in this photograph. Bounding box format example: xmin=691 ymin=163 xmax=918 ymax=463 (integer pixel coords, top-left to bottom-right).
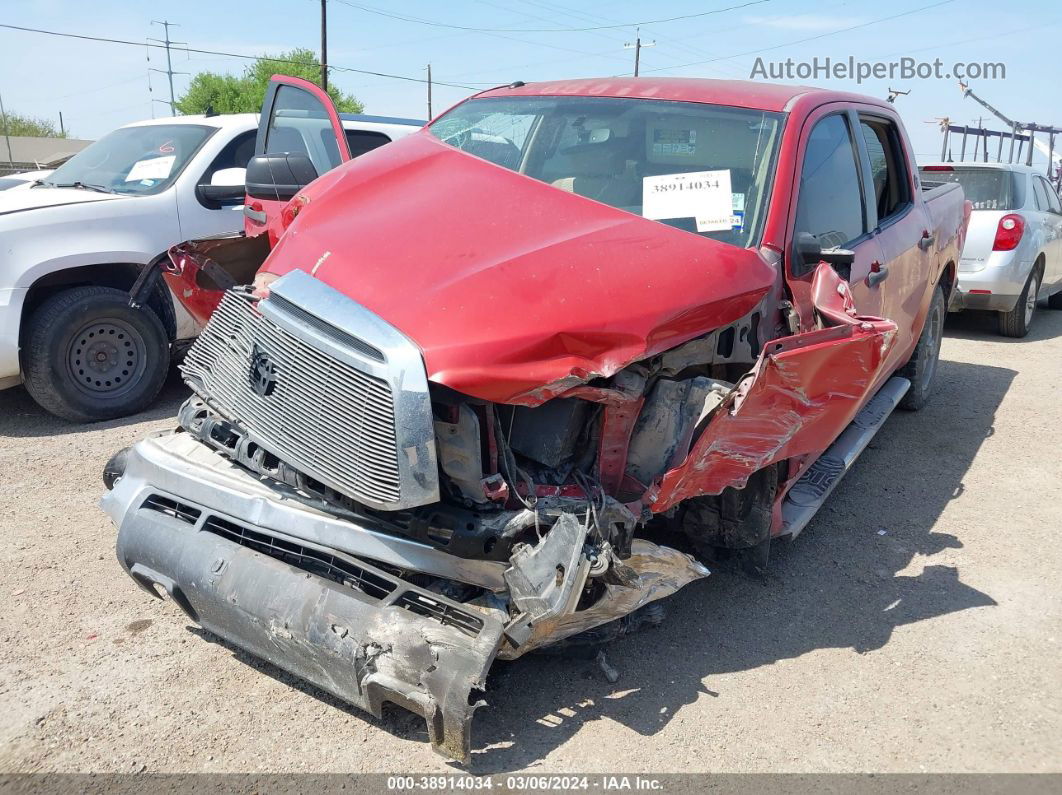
xmin=21 ymin=286 xmax=170 ymax=422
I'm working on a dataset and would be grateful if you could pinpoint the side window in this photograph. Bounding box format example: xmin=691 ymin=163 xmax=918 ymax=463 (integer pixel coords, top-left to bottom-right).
xmin=201 ymin=131 xmax=256 ymax=184
xmin=1031 ymin=175 xmax=1050 ymax=211
xmin=859 ymin=118 xmax=911 ymax=223
xmin=1038 ymin=177 xmax=1061 ymax=213
xmin=345 ymin=130 xmax=392 ymax=159
xmin=796 ymin=115 xmax=866 ymax=248
xmin=265 ymin=84 xmax=343 ymax=175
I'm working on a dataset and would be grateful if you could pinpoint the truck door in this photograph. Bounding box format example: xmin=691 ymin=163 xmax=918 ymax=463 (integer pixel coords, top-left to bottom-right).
xmin=855 ymin=112 xmax=930 ymax=370
xmin=790 ymin=110 xmax=886 ymax=323
xmin=244 ymin=75 xmax=350 ymax=243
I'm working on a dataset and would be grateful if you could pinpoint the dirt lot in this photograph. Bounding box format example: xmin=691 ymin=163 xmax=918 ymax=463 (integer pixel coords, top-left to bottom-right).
xmin=0 ymin=309 xmax=1059 ymax=774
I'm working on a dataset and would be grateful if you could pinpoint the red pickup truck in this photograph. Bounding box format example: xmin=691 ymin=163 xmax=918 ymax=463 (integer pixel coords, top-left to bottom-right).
xmin=103 ymin=78 xmax=969 ymax=761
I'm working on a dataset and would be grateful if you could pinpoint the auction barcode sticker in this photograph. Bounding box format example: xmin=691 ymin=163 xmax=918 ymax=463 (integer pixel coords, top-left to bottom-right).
xmin=642 ymin=169 xmax=733 ymax=232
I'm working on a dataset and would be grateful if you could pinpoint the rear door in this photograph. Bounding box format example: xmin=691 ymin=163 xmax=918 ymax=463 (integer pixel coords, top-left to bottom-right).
xmin=855 ymin=110 xmax=929 ymax=369
xmin=245 ymin=75 xmax=350 ymax=241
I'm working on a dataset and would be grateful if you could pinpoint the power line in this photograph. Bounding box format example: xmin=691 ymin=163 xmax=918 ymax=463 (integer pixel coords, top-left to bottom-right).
xmin=643 ymin=0 xmax=956 ymax=73
xmin=0 ymin=22 xmax=483 ymax=90
xmin=333 ymin=0 xmax=774 ymax=33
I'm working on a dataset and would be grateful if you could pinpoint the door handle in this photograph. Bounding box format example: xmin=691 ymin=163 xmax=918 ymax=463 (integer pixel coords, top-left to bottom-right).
xmin=866 ymin=264 xmax=889 ymax=287
xmin=918 ymin=232 xmax=935 ymax=251
xmin=244 ymin=204 xmax=267 ymax=224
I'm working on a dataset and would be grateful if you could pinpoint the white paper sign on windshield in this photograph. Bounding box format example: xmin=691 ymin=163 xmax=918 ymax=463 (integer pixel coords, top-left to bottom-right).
xmin=125 ymin=155 xmax=176 ymax=182
xmin=642 ymin=169 xmax=733 ymax=232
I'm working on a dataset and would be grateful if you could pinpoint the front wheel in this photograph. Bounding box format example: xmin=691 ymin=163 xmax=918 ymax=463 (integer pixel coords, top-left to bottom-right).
xmin=21 ymin=286 xmax=170 ymax=422
xmin=898 ymin=285 xmax=945 ymax=411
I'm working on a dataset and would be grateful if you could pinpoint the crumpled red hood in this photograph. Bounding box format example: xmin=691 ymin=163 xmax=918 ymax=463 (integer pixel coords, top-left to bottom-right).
xmin=263 ymin=133 xmax=777 ymax=405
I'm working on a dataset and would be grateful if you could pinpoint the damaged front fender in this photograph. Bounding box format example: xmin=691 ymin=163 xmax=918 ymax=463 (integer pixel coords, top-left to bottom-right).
xmin=649 ymin=263 xmax=898 ymax=512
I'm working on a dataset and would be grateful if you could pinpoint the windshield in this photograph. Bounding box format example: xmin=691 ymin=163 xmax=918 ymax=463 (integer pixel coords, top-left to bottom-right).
xmin=430 ymin=96 xmax=783 ymax=248
xmin=43 ymin=124 xmax=214 ymax=195
xmin=919 ymin=167 xmax=1022 ymax=210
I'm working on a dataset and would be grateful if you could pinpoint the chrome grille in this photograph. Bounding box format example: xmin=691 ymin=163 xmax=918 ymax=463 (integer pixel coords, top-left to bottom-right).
xmin=181 ymin=290 xmax=402 ymax=505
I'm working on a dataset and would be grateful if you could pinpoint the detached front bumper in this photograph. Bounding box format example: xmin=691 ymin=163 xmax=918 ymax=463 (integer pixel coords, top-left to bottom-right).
xmin=103 ymin=432 xmax=707 ymax=761
xmin=104 ymin=433 xmax=507 ymax=761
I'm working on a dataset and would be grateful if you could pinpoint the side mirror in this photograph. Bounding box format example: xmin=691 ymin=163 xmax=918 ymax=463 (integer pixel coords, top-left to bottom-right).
xmin=197 ymin=167 xmax=247 ymax=204
xmin=245 ymin=153 xmax=318 ymax=202
xmin=793 ymin=232 xmax=855 ymax=276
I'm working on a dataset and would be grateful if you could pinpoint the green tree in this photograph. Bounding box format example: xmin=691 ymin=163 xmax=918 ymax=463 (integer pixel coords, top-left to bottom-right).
xmin=0 ymin=111 xmax=67 ymax=138
xmin=175 ymin=48 xmax=363 ymax=115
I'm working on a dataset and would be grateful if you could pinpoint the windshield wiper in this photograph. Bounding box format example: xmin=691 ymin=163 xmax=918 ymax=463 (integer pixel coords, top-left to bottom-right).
xmin=51 ymin=181 xmax=114 ymax=194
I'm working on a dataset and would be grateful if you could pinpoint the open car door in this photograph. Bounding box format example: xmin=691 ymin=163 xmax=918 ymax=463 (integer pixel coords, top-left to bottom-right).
xmin=244 ymin=74 xmax=351 ymax=243
xmin=152 ymin=76 xmax=350 ymax=327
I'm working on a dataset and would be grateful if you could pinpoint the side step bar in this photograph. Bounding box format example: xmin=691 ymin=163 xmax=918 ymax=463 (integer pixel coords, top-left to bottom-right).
xmin=780 ymin=376 xmax=910 ymax=540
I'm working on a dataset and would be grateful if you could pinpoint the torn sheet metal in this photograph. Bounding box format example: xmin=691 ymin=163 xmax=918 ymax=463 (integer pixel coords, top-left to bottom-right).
xmin=163 ymin=232 xmax=270 ymax=326
xmin=649 ymin=263 xmax=898 ymax=512
xmin=498 ymin=540 xmax=709 ymax=659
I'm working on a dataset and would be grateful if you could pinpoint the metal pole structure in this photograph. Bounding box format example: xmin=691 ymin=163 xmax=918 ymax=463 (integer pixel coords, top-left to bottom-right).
xmin=0 ymin=90 xmax=14 ymax=170
xmin=149 ymin=21 xmax=183 ymax=115
xmin=1008 ymin=123 xmax=1017 ymax=163
xmin=960 ymin=126 xmax=968 ymax=161
xmin=941 ymin=125 xmax=949 ymax=161
xmin=624 ymin=28 xmax=655 ymax=77
xmin=320 ymin=0 xmax=328 ymax=92
xmin=426 ymin=64 xmax=432 ymax=120
xmin=58 ymin=111 xmax=64 ymax=137
xmin=1026 ymin=130 xmax=1034 ymax=167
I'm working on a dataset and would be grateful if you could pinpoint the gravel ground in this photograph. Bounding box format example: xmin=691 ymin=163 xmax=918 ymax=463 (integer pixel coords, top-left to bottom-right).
xmin=0 ymin=308 xmax=1059 ymax=774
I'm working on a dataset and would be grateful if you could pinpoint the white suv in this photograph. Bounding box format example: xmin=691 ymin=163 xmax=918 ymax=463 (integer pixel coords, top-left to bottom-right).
xmin=0 ymin=112 xmax=420 ymax=421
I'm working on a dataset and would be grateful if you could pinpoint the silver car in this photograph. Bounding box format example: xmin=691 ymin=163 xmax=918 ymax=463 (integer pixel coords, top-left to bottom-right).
xmin=920 ymin=163 xmax=1062 ymax=336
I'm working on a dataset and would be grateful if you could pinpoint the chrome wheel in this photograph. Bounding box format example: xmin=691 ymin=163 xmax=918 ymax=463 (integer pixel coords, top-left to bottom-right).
xmin=66 ymin=319 xmax=148 ymax=398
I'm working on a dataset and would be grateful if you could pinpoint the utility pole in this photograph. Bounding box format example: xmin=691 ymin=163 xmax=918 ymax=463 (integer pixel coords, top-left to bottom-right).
xmin=149 ymin=20 xmax=187 ymax=115
xmin=320 ymin=0 xmax=329 ymax=92
xmin=58 ymin=111 xmax=65 ymax=137
xmin=0 ymin=89 xmax=13 ymax=170
xmin=426 ymin=63 xmax=432 ymax=119
xmin=623 ymin=28 xmax=655 ymax=77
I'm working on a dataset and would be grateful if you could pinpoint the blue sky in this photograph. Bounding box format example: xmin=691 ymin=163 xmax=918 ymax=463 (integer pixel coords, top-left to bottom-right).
xmin=1 ymin=0 xmax=1059 ymax=165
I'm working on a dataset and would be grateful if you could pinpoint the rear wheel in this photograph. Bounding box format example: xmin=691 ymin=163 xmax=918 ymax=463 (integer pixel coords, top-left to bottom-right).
xmin=899 ymin=285 xmax=945 ymax=411
xmin=21 ymin=286 xmax=170 ymax=422
xmin=998 ymin=267 xmax=1040 ymax=338
xmin=1047 ymin=288 xmax=1062 ymax=310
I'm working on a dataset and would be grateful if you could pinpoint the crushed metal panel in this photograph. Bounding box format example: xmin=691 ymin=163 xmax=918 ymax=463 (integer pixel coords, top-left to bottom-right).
xmin=499 ymin=540 xmax=709 ymax=659
xmin=649 ymin=263 xmax=898 ymax=512
xmin=503 ymin=513 xmax=591 ymax=622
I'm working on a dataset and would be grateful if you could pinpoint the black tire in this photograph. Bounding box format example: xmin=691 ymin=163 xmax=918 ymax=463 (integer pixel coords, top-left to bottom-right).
xmin=898 ymin=285 xmax=945 ymax=411
xmin=21 ymin=286 xmax=170 ymax=422
xmin=1047 ymin=289 xmax=1062 ymax=310
xmin=998 ymin=267 xmax=1040 ymax=338
xmin=681 ymin=467 xmax=777 ymax=578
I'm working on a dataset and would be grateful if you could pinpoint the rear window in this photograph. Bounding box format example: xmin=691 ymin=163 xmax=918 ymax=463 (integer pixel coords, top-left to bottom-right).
xmin=919 ymin=167 xmax=1022 ymax=210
